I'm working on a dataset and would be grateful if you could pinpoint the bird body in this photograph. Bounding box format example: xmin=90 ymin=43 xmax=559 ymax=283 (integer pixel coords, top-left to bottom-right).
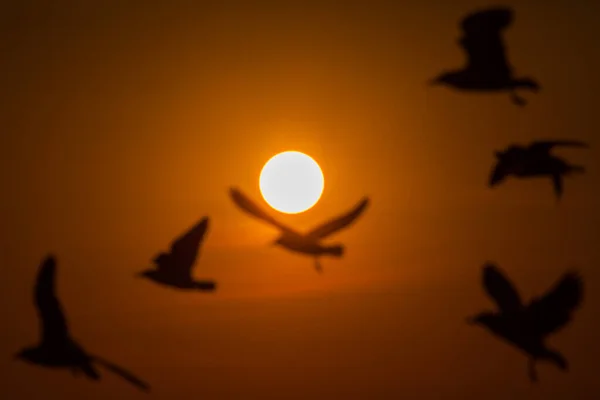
xmin=15 ymin=256 xmax=150 ymax=391
xmin=430 ymin=7 xmax=540 ymax=106
xmin=489 ymin=140 xmax=588 ymax=198
xmin=139 ymin=217 xmax=216 ymax=291
xmin=229 ymin=188 xmax=368 ymax=272
xmin=273 ymin=231 xmax=344 ymax=257
xmin=469 ymin=263 xmax=582 ymax=382
xmin=17 ymin=340 xmax=97 ymax=375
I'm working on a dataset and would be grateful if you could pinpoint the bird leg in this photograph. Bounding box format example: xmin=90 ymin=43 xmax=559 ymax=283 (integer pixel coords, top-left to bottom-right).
xmin=510 ymin=91 xmax=527 ymax=106
xmin=527 ymin=358 xmax=538 ymax=383
xmin=314 ymin=258 xmax=323 ymax=274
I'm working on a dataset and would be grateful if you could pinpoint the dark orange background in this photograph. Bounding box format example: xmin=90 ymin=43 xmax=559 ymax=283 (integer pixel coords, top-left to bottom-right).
xmin=1 ymin=0 xmax=599 ymax=398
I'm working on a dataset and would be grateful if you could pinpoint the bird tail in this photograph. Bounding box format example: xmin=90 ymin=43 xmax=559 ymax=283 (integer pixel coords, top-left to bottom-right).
xmin=324 ymin=245 xmax=344 ymax=257
xmin=91 ymin=355 xmax=150 ymax=392
xmin=543 ymin=349 xmax=568 ymax=371
xmin=514 ymin=77 xmax=541 ymax=91
xmin=193 ymin=280 xmax=217 ymax=291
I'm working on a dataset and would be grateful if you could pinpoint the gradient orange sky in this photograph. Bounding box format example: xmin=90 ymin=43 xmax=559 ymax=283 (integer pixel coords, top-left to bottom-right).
xmin=1 ymin=0 xmax=600 ymax=398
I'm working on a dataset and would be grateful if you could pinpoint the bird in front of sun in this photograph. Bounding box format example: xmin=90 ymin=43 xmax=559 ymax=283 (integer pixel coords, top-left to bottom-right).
xmin=138 ymin=217 xmax=216 ymax=291
xmin=230 ymin=187 xmax=369 ymax=273
xmin=15 ymin=255 xmax=150 ymax=392
xmin=229 ymin=149 xmax=368 ymax=272
xmin=489 ymin=140 xmax=588 ymax=199
xmin=430 ymin=6 xmax=540 ymax=106
xmin=468 ymin=263 xmax=583 ymax=382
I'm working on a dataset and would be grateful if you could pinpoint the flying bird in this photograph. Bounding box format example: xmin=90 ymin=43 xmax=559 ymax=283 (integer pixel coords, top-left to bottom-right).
xmin=14 ymin=255 xmax=150 ymax=392
xmin=489 ymin=140 xmax=588 ymax=199
xmin=429 ymin=7 xmax=540 ymax=106
xmin=139 ymin=217 xmax=216 ymax=291
xmin=229 ymin=187 xmax=369 ymax=273
xmin=468 ymin=263 xmax=583 ymax=382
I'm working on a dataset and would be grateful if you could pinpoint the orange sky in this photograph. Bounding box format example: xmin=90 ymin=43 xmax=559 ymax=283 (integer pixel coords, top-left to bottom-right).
xmin=1 ymin=0 xmax=600 ymax=398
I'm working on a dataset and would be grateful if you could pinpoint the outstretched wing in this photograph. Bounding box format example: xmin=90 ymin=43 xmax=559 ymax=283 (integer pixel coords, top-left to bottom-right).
xmin=527 ymin=272 xmax=583 ymax=336
xmin=482 ymin=263 xmax=523 ymax=313
xmin=229 ymin=188 xmax=296 ymax=234
xmin=459 ymin=7 xmax=513 ymax=77
xmin=34 ymin=255 xmax=70 ymax=345
xmin=306 ymin=197 xmax=370 ymax=239
xmin=528 ymin=140 xmax=589 ymax=154
xmin=160 ymin=217 xmax=209 ymax=275
xmin=93 ymin=355 xmax=151 ymax=392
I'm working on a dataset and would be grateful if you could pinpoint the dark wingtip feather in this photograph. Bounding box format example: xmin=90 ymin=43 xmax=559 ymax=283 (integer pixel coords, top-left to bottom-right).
xmin=483 ymin=261 xmax=499 ymax=272
xmin=37 ymin=254 xmax=58 ymax=283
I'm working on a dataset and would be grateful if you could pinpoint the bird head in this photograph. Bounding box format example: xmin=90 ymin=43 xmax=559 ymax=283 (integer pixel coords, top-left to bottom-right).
xmin=152 ymin=253 xmax=170 ymax=266
xmin=270 ymin=237 xmax=283 ymax=246
xmin=428 ymin=71 xmax=460 ymax=87
xmin=12 ymin=347 xmax=37 ymax=363
xmin=135 ymin=270 xmax=154 ymax=279
xmin=466 ymin=311 xmax=496 ymax=327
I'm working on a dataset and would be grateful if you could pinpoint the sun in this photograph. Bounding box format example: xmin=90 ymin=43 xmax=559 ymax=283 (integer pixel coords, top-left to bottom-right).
xmin=259 ymin=151 xmax=325 ymax=214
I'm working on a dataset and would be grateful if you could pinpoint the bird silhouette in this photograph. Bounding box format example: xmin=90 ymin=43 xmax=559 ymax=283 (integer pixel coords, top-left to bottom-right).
xmin=229 ymin=188 xmax=369 ymax=273
xmin=14 ymin=255 xmax=150 ymax=392
xmin=139 ymin=217 xmax=216 ymax=291
xmin=468 ymin=263 xmax=583 ymax=382
xmin=429 ymin=7 xmax=540 ymax=106
xmin=489 ymin=140 xmax=588 ymax=199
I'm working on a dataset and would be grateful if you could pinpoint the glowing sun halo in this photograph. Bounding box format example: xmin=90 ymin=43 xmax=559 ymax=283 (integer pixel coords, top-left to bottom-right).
xmin=259 ymin=151 xmax=325 ymax=214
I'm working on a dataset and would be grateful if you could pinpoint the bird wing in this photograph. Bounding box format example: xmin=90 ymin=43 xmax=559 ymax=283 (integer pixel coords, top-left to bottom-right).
xmin=482 ymin=263 xmax=523 ymax=313
xmin=527 ymin=272 xmax=583 ymax=336
xmin=92 ymin=355 xmax=151 ymax=392
xmin=34 ymin=255 xmax=70 ymax=345
xmin=459 ymin=7 xmax=513 ymax=77
xmin=229 ymin=188 xmax=296 ymax=234
xmin=528 ymin=140 xmax=590 ymax=154
xmin=306 ymin=197 xmax=370 ymax=239
xmin=160 ymin=217 xmax=210 ymax=276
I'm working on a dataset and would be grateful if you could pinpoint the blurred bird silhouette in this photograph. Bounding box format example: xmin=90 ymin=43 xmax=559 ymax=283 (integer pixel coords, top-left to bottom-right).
xmin=229 ymin=188 xmax=369 ymax=273
xmin=489 ymin=140 xmax=588 ymax=199
xmin=430 ymin=7 xmax=540 ymax=106
xmin=139 ymin=217 xmax=216 ymax=291
xmin=14 ymin=255 xmax=150 ymax=392
xmin=468 ymin=263 xmax=583 ymax=382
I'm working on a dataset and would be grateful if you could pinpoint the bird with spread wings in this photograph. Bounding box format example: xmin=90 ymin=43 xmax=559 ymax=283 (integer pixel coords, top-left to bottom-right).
xmin=430 ymin=7 xmax=540 ymax=106
xmin=489 ymin=140 xmax=588 ymax=199
xmin=468 ymin=263 xmax=583 ymax=382
xmin=229 ymin=188 xmax=369 ymax=272
xmin=139 ymin=217 xmax=217 ymax=291
xmin=14 ymin=256 xmax=151 ymax=392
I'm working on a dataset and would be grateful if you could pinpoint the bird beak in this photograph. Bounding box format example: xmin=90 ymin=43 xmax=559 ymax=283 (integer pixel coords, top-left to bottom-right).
xmin=465 ymin=316 xmax=478 ymax=325
xmin=427 ymin=77 xmax=442 ymax=86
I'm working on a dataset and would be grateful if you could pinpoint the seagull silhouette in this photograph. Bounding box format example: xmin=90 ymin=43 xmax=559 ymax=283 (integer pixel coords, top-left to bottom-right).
xmin=430 ymin=7 xmax=540 ymax=106
xmin=14 ymin=255 xmax=150 ymax=392
xmin=138 ymin=217 xmax=216 ymax=291
xmin=229 ymin=188 xmax=369 ymax=273
xmin=468 ymin=263 xmax=583 ymax=382
xmin=489 ymin=140 xmax=588 ymax=199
